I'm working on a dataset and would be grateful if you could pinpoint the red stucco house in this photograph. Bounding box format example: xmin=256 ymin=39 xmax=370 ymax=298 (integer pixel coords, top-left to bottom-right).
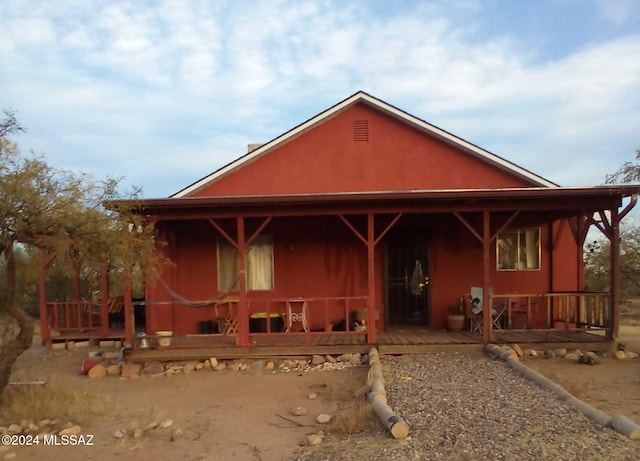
xmin=40 ymin=92 xmax=639 ymax=354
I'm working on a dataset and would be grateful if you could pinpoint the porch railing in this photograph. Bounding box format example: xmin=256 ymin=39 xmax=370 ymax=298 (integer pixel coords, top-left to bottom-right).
xmin=45 ymin=300 xmax=103 ymax=337
xmin=490 ymin=291 xmax=611 ymax=331
xmin=247 ymin=296 xmax=369 ymax=337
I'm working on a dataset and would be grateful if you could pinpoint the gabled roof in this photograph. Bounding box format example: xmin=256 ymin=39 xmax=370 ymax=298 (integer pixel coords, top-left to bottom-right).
xmin=172 ymin=91 xmax=558 ymax=198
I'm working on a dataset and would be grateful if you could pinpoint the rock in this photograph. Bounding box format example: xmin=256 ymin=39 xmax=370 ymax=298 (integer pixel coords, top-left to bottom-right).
xmin=26 ymin=423 xmax=39 ymax=434
xmin=58 ymin=425 xmax=82 ymax=437
xmin=133 ymin=428 xmax=144 ymax=439
xmin=229 ymin=362 xmax=242 ymax=372
xmin=350 ymin=353 xmax=362 ymax=366
xmin=37 ymin=419 xmax=50 ymax=428
xmin=544 ymin=349 xmax=555 ymax=359
xmin=526 ymin=349 xmax=538 ymax=357
xmin=586 ymin=351 xmax=602 ymax=365
xmin=316 ymin=413 xmax=332 ymax=424
xmin=511 ymin=344 xmax=523 ymax=357
xmin=107 ymin=364 xmax=122 ymax=376
xmin=214 ymin=362 xmax=227 ymax=371
xmin=291 ymin=406 xmax=308 ymax=416
xmin=103 ymin=351 xmax=120 ymax=360
xmin=195 ymin=362 xmax=204 ymax=370
xmin=252 ymin=360 xmax=266 ymax=369
xmin=626 ymin=351 xmax=638 ymax=359
xmin=565 ymin=352 xmax=581 ymax=361
xmin=311 ymin=355 xmax=326 ymax=365
xmin=146 ymin=421 xmax=159 ymax=430
xmin=325 ymin=355 xmax=337 ymax=363
xmin=113 ymin=429 xmax=126 ymax=439
xmin=88 ymin=363 xmax=107 ymax=379
xmin=337 ymin=353 xmax=352 ymax=362
xmin=0 ymin=426 xmax=6 ymax=435
xmin=183 ymin=362 xmax=196 ymax=373
xmin=266 ymin=361 xmax=275 ymax=370
xmin=160 ymin=419 xmax=173 ymax=428
xmin=171 ymin=428 xmax=183 ymax=441
xmin=121 ymin=363 xmax=142 ymax=378
xmin=203 ymin=359 xmax=212 ymax=368
xmin=7 ymin=424 xmax=22 ymax=435
xmin=307 ymin=432 xmax=324 ymax=446
xmin=141 ymin=362 xmax=165 ymax=375
xmin=308 ymin=392 xmax=317 ymax=400
xmin=4 ymin=453 xmax=17 ymax=460
xmin=615 ymin=350 xmax=627 ymax=360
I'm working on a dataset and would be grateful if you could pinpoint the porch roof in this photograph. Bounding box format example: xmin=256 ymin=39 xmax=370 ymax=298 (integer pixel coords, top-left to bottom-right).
xmin=118 ymin=185 xmax=640 ymax=220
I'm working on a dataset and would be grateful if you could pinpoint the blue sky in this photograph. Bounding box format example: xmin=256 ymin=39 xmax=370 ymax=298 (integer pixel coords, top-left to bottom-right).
xmin=1 ymin=0 xmax=639 ymax=198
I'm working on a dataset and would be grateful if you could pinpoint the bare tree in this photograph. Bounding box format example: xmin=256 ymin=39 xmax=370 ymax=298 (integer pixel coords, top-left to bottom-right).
xmin=0 ymin=111 xmax=163 ymax=393
xmin=606 ymin=150 xmax=640 ymax=184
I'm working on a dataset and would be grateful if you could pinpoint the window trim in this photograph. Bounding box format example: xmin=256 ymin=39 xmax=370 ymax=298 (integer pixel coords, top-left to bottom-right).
xmin=496 ymin=227 xmax=541 ymax=271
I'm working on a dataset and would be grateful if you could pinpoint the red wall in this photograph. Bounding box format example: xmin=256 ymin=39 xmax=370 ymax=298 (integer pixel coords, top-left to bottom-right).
xmin=146 ymin=216 xmax=580 ymax=334
xmin=193 ymin=102 xmax=535 ymax=197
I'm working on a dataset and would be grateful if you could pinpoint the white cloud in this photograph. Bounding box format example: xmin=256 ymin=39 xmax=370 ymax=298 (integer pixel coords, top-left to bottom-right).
xmin=0 ymin=0 xmax=638 ymax=197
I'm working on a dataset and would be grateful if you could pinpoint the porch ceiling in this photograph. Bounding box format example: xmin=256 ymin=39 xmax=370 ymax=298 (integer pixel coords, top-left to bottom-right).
xmin=114 ymin=185 xmax=640 ymax=221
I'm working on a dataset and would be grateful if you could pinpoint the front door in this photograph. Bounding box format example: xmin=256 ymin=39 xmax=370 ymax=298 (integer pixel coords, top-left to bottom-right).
xmin=386 ymin=237 xmax=430 ymax=326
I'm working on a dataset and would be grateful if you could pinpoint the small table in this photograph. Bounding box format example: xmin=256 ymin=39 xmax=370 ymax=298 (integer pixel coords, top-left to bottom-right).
xmin=285 ymin=299 xmax=308 ymax=333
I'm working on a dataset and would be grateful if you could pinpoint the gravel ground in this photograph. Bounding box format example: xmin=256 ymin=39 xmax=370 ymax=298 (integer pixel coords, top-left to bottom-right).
xmin=291 ymin=351 xmax=640 ymax=461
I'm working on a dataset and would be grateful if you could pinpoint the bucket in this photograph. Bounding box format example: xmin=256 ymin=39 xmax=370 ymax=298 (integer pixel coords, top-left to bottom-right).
xmin=136 ymin=333 xmax=151 ymax=348
xmin=82 ymin=359 xmax=100 ymax=375
xmin=156 ymin=330 xmax=173 ymax=347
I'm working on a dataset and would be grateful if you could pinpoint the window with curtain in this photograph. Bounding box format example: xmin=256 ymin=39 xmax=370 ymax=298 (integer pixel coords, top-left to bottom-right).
xmin=496 ymin=228 xmax=540 ymax=271
xmin=217 ymin=235 xmax=274 ymax=291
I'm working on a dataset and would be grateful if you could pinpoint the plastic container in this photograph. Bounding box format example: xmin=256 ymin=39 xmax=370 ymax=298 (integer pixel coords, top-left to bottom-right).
xmin=156 ymin=330 xmax=174 ymax=346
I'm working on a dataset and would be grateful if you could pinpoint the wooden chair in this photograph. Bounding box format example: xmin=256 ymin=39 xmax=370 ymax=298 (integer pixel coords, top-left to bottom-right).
xmin=215 ymin=296 xmax=239 ymax=335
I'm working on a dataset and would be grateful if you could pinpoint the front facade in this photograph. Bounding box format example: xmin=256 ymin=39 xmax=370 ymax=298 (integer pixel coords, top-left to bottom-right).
xmin=39 ymin=92 xmax=638 ymax=351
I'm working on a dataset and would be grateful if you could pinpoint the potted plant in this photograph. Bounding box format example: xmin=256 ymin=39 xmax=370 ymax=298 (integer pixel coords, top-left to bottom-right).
xmin=446 ymin=297 xmax=466 ymax=332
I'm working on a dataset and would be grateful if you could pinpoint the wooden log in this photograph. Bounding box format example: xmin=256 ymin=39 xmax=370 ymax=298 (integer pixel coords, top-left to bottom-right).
xmin=366 ymin=347 xmax=409 ymax=439
xmin=371 ymin=396 xmax=409 ymax=439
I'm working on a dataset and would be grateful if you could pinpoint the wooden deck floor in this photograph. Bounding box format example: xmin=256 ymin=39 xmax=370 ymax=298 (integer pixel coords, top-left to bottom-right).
xmin=125 ymin=327 xmax=611 ymax=361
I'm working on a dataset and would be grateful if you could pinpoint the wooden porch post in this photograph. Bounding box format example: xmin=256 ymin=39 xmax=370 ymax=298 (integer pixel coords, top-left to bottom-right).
xmin=610 ymin=207 xmax=620 ymax=340
xmin=100 ymin=260 xmax=109 ymax=336
xmin=482 ymin=211 xmax=492 ymax=344
xmin=38 ymin=249 xmax=49 ymax=345
xmin=237 ymin=217 xmax=250 ymax=347
xmin=123 ymin=266 xmax=134 ymax=346
xmin=367 ymin=213 xmax=377 ymax=344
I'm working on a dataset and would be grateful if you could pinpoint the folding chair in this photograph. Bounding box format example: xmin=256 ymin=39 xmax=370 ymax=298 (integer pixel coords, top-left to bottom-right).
xmin=467 ymin=287 xmax=505 ymax=332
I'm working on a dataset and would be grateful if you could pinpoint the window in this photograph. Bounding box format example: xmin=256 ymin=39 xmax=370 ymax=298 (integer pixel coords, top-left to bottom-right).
xmin=497 ymin=228 xmax=540 ymax=271
xmin=217 ymin=235 xmax=274 ymax=291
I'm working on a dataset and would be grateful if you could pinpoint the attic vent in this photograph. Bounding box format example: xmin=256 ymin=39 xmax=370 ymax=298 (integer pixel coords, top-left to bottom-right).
xmin=352 ymin=120 xmax=369 ymax=142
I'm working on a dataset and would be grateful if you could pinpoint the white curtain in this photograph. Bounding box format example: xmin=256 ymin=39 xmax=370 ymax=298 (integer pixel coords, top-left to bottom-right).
xmin=247 ymin=236 xmax=274 ymax=290
xmin=217 ymin=236 xmax=274 ymax=291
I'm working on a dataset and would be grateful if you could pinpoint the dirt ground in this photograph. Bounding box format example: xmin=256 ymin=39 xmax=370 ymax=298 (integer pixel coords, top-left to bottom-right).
xmin=2 ymin=325 xmax=640 ymax=461
xmin=2 ymin=339 xmax=369 ymax=461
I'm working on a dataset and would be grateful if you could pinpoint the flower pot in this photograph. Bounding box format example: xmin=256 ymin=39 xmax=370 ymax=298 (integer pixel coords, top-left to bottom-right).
xmin=156 ymin=330 xmax=173 ymax=347
xmin=447 ymin=314 xmax=465 ymax=332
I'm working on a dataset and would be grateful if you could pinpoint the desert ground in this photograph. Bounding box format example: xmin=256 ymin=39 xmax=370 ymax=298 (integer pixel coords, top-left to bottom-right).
xmin=1 ymin=304 xmax=639 ymax=461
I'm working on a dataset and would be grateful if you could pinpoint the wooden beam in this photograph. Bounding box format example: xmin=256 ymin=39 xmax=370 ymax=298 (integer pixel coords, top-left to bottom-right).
xmin=246 ymin=217 xmax=272 ymax=246
xmin=490 ymin=211 xmax=519 ymax=243
xmin=482 ymin=211 xmax=492 ymax=344
xmin=208 ymin=218 xmax=239 ymax=249
xmin=100 ymin=260 xmax=109 ymax=336
xmin=610 ymin=207 xmax=620 ymax=340
xmin=338 ymin=214 xmax=368 ymax=246
xmin=619 ymin=194 xmax=637 ymax=221
xmin=38 ymin=249 xmax=49 ymax=344
xmin=374 ymin=213 xmax=403 ymax=245
xmin=237 ymin=217 xmax=249 ymax=347
xmin=453 ymin=211 xmax=483 ymax=243
xmin=367 ymin=213 xmax=377 ymax=344
xmin=552 ymin=218 xmax=566 ymax=251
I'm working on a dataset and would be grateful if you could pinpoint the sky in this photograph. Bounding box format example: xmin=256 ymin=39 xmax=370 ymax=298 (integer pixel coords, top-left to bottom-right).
xmin=1 ymin=0 xmax=639 ymax=198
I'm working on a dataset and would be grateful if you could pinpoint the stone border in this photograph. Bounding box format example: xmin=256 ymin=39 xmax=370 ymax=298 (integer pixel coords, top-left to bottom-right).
xmin=485 ymin=344 xmax=640 ymax=440
xmin=367 ymin=347 xmax=409 ymax=439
